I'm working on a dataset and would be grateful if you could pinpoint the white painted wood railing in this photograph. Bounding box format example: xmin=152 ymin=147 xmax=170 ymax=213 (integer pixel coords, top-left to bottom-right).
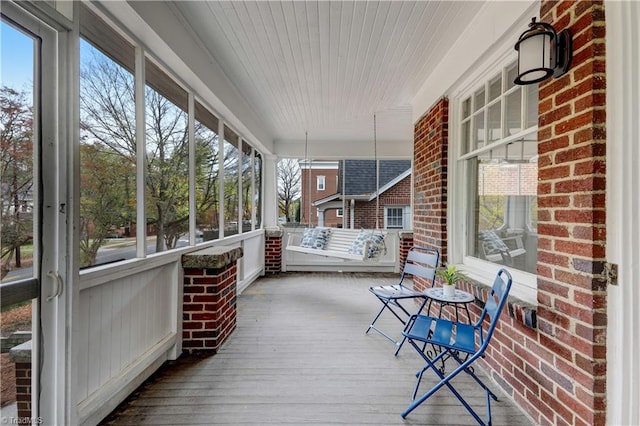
xmin=76 ymin=229 xmax=264 ymax=425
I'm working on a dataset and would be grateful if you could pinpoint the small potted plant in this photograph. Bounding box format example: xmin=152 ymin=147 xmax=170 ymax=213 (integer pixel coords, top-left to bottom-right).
xmin=436 ymin=264 xmax=468 ymax=298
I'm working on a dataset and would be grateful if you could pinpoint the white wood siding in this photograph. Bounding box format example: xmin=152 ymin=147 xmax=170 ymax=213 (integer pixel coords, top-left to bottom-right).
xmin=77 ymin=261 xmax=179 ymax=425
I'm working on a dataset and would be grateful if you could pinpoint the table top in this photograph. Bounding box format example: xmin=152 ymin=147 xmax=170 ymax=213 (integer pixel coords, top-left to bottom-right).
xmin=424 ymin=287 xmax=474 ymax=303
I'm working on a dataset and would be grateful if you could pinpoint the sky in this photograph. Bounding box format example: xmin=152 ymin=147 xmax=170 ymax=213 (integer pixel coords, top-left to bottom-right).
xmin=1 ymin=19 xmax=35 ymax=93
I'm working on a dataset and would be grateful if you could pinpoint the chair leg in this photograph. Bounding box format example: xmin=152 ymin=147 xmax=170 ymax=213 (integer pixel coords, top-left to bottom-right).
xmin=402 ymin=341 xmax=493 ymax=426
xmin=366 ymin=297 xmax=416 ymax=346
xmin=449 ymin=351 xmax=499 ymax=402
xmin=394 ymin=298 xmax=428 ymax=356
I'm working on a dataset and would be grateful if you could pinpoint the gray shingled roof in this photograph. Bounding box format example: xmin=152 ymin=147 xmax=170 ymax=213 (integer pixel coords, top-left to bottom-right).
xmin=339 ymin=160 xmax=411 ymax=196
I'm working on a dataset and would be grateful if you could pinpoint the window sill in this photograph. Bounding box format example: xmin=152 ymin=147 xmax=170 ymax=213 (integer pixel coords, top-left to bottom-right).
xmin=457 ymin=278 xmax=537 ymax=330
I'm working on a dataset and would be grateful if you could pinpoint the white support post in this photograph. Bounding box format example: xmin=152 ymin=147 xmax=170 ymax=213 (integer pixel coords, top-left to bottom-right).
xmin=135 ymin=46 xmax=147 ymax=258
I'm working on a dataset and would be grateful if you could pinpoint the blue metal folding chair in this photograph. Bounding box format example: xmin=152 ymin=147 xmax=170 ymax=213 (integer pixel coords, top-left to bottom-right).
xmin=400 ymin=269 xmax=512 ymax=426
xmin=366 ymin=246 xmax=439 ymax=354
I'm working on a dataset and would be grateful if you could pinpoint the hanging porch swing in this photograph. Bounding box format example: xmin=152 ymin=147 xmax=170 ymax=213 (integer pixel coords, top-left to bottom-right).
xmin=285 ymin=115 xmax=387 ymax=261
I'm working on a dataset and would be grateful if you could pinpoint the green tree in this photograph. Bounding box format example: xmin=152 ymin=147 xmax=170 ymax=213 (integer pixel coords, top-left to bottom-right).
xmin=277 ymin=159 xmax=301 ymax=223
xmin=79 ymin=44 xmax=220 ymax=260
xmin=0 ymin=86 xmax=34 ymax=279
xmin=79 ymin=143 xmax=133 ymax=267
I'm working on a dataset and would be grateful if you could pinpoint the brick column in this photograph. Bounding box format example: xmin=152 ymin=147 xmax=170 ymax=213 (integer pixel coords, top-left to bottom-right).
xmin=9 ymin=340 xmax=32 ymax=421
xmin=398 ymin=231 xmax=414 ymax=270
xmin=534 ymin=2 xmax=607 ymax=425
xmin=264 ymin=227 xmax=283 ymax=274
xmin=182 ymin=246 xmax=243 ymax=354
xmin=413 ymin=97 xmax=449 ymax=292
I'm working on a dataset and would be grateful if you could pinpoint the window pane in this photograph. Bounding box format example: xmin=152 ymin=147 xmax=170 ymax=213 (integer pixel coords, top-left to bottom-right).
xmin=461 ymin=119 xmax=471 ymax=154
xmin=277 ymin=158 xmax=301 ymax=224
xmin=144 ymin=64 xmax=189 ymax=253
xmin=472 ymin=111 xmax=485 ymax=150
xmin=1 ymin=22 xmax=36 ymax=282
xmin=241 ymin=140 xmax=252 ymax=232
xmin=194 ymin=103 xmax=220 ymax=242
xmin=526 ymin=84 xmax=538 ymax=128
xmin=506 ymin=63 xmax=518 ymax=92
xmin=1 ymin=21 xmax=36 ymax=400
xmin=488 ymin=74 xmax=501 ymax=102
xmin=254 ymin=152 xmax=262 ymax=228
xmin=474 ymin=86 xmax=485 ymax=111
xmin=487 ymin=102 xmax=501 ymax=142
xmin=505 ymin=89 xmax=522 ymax=136
xmin=79 ymin=38 xmax=137 ymax=267
xmin=473 ymin=142 xmax=537 ymax=274
xmin=223 ymin=127 xmax=239 ymax=236
xmin=461 ymin=97 xmax=471 ymax=119
xmin=386 ymin=207 xmax=403 ymax=229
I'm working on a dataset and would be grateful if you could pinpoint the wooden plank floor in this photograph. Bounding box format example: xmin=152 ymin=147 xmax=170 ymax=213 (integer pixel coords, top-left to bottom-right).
xmin=102 ymin=272 xmax=533 ymax=425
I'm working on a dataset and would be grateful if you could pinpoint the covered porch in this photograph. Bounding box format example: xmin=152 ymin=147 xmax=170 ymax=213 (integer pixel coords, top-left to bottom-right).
xmin=1 ymin=1 xmax=639 ymax=425
xmin=101 ymin=272 xmax=532 ymax=425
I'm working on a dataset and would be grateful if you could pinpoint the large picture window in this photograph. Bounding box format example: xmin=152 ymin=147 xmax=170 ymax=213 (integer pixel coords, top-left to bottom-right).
xmin=459 ymin=62 xmax=538 ymax=276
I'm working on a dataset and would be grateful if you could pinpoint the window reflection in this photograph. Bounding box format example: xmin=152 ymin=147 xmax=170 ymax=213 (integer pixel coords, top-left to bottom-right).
xmin=474 ymin=141 xmax=538 ymax=273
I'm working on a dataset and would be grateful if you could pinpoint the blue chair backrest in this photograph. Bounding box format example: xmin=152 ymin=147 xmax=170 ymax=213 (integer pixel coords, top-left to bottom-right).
xmin=475 ymin=269 xmax=512 ymax=348
xmin=401 ymin=247 xmax=439 ymax=285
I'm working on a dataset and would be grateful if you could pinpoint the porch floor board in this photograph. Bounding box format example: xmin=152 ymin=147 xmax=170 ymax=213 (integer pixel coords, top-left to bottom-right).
xmin=102 ymin=272 xmax=532 ymax=425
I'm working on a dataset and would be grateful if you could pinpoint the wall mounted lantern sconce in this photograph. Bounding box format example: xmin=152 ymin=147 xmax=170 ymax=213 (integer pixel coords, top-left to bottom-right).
xmin=514 ymin=17 xmax=572 ymax=85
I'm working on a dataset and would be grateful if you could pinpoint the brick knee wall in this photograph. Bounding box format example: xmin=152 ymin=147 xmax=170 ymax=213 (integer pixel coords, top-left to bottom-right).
xmin=265 ymin=236 xmax=282 ymax=274
xmin=183 ymin=264 xmax=237 ymax=353
xmin=265 ymin=228 xmax=283 ymax=274
xmin=398 ymin=232 xmax=414 ymax=270
xmin=182 ymin=246 xmax=243 ymax=354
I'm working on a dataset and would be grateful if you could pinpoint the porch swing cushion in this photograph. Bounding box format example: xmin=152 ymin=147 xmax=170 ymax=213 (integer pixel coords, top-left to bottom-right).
xmin=348 ymin=229 xmax=385 ymax=259
xmin=300 ymin=227 xmax=331 ymax=249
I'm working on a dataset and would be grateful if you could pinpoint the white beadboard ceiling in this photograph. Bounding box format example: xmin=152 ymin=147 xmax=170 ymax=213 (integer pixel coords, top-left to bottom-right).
xmin=171 ymin=1 xmax=484 ymax=149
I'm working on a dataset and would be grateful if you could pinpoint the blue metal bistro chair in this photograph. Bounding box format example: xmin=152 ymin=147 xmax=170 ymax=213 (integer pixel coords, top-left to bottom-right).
xmin=366 ymin=246 xmax=439 ymax=354
xmin=400 ymin=269 xmax=512 ymax=426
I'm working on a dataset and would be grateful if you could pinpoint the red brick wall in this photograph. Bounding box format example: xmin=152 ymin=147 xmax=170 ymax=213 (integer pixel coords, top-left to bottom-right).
xmin=14 ymin=362 xmax=31 ymax=420
xmin=301 ymin=167 xmax=340 ymax=226
xmin=183 ymin=264 xmax=237 ymax=353
xmin=398 ymin=232 xmax=414 ymax=270
xmin=414 ymin=1 xmax=607 ymax=425
xmin=532 ymin=1 xmax=607 ymax=425
xmin=412 ymin=3 xmax=606 ymax=422
xmin=412 ymin=97 xmax=449 ymax=292
xmin=349 ymin=175 xmax=412 ymax=229
xmin=265 ymin=234 xmax=282 ymax=274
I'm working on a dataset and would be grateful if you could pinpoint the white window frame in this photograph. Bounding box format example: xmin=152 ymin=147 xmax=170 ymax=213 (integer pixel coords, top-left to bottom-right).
xmin=384 ymin=206 xmax=410 ymax=229
xmin=336 ymin=208 xmax=343 ymax=217
xmin=448 ymin=44 xmax=539 ymax=305
xmin=317 ymin=175 xmax=325 ymax=191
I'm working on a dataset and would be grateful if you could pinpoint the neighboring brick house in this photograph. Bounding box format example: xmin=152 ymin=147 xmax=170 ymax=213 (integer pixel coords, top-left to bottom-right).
xmin=312 ymin=159 xmax=412 ymax=230
xmin=299 ymin=160 xmax=340 ymax=227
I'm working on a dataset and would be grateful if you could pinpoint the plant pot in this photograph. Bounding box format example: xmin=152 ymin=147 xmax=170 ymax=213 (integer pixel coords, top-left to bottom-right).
xmin=443 ymin=284 xmax=456 ymax=298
